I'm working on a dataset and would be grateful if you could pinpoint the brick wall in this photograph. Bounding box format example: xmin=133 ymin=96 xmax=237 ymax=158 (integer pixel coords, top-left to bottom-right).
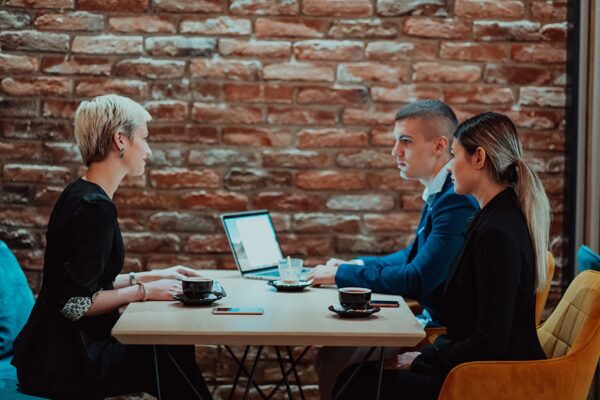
xmin=0 ymin=0 xmax=569 ymax=397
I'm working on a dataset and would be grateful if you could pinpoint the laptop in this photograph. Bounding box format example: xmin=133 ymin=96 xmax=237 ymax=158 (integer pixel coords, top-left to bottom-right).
xmin=221 ymin=210 xmax=310 ymax=281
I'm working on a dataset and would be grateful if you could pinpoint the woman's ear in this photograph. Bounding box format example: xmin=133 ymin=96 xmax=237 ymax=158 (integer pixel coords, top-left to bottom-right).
xmin=474 ymin=147 xmax=487 ymax=170
xmin=112 ymin=131 xmax=124 ymax=152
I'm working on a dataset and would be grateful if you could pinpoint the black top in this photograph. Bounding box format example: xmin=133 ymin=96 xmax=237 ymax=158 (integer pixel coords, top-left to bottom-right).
xmin=412 ymin=187 xmax=546 ymax=376
xmin=12 ymin=178 xmax=125 ymax=379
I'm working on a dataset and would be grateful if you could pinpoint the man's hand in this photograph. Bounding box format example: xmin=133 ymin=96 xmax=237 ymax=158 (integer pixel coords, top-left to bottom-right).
xmin=307 ymin=264 xmax=338 ymax=286
xmin=325 ymin=258 xmax=350 ymax=267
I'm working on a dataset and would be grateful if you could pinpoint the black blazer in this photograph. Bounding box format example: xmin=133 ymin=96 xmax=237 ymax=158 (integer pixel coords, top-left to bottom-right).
xmin=412 ymin=187 xmax=546 ymax=376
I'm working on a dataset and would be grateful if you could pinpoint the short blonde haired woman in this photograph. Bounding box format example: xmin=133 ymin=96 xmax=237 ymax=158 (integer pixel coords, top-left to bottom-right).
xmin=12 ymin=94 xmax=212 ymax=399
xmin=334 ymin=112 xmax=549 ymax=400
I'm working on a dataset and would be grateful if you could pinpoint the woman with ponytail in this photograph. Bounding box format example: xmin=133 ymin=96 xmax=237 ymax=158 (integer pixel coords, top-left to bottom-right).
xmin=333 ymin=112 xmax=550 ymax=400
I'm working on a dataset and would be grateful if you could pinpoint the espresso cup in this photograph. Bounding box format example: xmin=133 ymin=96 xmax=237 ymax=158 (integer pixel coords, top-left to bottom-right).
xmin=182 ymin=277 xmax=213 ymax=299
xmin=338 ymin=287 xmax=372 ymax=310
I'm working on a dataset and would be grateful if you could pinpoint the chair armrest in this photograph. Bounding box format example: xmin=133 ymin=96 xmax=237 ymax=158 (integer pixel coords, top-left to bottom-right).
xmin=438 ymin=357 xmax=577 ymax=400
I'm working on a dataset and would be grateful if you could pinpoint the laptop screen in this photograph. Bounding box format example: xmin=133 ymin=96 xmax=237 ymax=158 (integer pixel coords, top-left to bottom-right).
xmin=222 ymin=211 xmax=283 ymax=273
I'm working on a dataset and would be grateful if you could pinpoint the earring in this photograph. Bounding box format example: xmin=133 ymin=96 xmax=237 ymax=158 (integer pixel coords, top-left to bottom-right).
xmin=119 ymin=148 xmax=124 ymax=159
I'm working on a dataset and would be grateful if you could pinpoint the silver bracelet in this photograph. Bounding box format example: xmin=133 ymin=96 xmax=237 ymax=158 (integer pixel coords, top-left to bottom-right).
xmin=136 ymin=282 xmax=147 ymax=302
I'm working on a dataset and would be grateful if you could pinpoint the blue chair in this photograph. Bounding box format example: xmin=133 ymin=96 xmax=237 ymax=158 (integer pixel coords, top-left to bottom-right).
xmin=578 ymin=245 xmax=600 ymax=272
xmin=0 ymin=241 xmax=45 ymax=399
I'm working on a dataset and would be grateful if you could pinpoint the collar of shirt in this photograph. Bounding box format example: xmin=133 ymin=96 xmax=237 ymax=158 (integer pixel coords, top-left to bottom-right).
xmin=421 ymin=160 xmax=453 ymax=203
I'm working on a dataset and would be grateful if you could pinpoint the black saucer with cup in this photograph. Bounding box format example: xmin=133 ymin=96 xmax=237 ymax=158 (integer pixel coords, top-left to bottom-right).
xmin=174 ymin=277 xmax=226 ymax=306
xmin=329 ymin=287 xmax=380 ymax=318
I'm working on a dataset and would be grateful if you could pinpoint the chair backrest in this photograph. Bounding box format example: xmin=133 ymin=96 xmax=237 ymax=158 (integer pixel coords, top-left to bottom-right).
xmin=538 ymin=269 xmax=600 ymax=357
xmin=534 ymin=251 xmax=555 ymax=325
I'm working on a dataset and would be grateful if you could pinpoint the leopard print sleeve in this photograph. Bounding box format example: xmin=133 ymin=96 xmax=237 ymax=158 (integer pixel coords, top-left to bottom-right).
xmin=60 ymin=290 xmax=102 ymax=321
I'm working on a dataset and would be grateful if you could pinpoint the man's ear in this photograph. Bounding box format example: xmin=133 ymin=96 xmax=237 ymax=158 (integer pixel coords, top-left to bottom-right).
xmin=434 ymin=136 xmax=449 ymax=155
xmin=474 ymin=147 xmax=487 ymax=170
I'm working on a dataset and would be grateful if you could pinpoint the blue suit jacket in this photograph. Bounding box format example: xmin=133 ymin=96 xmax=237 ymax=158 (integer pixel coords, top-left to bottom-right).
xmin=335 ymin=175 xmax=478 ymax=322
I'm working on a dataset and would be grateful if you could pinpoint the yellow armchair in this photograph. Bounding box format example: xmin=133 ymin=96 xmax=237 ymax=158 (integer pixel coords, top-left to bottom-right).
xmin=438 ymin=269 xmax=600 ymax=400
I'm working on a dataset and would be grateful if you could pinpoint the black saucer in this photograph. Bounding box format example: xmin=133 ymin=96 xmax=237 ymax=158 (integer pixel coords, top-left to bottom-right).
xmin=267 ymin=280 xmax=312 ymax=292
xmin=173 ymin=293 xmax=224 ymax=306
xmin=328 ymin=304 xmax=380 ymax=318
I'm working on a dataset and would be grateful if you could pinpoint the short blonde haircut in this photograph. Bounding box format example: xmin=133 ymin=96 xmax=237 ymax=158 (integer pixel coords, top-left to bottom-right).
xmin=74 ymin=94 xmax=152 ymax=166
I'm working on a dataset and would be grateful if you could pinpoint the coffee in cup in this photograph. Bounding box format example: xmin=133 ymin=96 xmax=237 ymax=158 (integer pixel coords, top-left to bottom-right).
xmin=338 ymin=287 xmax=372 ymax=310
xmin=182 ymin=277 xmax=213 ymax=299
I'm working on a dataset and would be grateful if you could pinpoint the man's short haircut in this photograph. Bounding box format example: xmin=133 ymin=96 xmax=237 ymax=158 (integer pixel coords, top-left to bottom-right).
xmin=395 ymin=100 xmax=458 ymax=142
xmin=74 ymin=94 xmax=151 ymax=166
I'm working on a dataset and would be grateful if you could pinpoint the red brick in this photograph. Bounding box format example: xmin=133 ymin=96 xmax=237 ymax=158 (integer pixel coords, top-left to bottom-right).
xmin=109 ymin=16 xmax=176 ymax=33
xmin=144 ymin=100 xmax=188 ymax=121
xmin=263 ymin=62 xmax=334 ymax=81
xmin=186 ymin=234 xmax=229 ymax=253
xmin=0 ymin=10 xmax=30 ymax=29
xmin=0 ymin=53 xmax=38 ymax=74
xmin=75 ymin=78 xmax=148 ymax=98
xmin=376 ymin=0 xmax=445 ymax=16
xmin=336 ymin=149 xmax=394 ymax=168
xmin=444 ymin=86 xmax=514 ymax=105
xmin=0 ymin=141 xmax=43 ymax=162
xmin=224 ymin=83 xmax=293 ymax=103
xmin=338 ymin=62 xmax=410 ymax=83
xmin=150 ymin=168 xmax=220 ymax=189
xmin=511 ymin=43 xmax=566 ymax=63
xmin=267 ymin=107 xmax=336 ymax=125
xmin=455 ymin=0 xmax=524 ymax=19
xmin=303 ymin=0 xmax=372 ymax=17
xmin=222 ymin=127 xmax=293 ymax=147
xmin=364 ymin=212 xmax=421 ymax=232
xmin=0 ymin=30 xmax=69 ymax=52
xmin=413 ymin=62 xmax=482 ymax=83
xmin=255 ymin=18 xmax=328 ymax=38
xmin=297 ymin=128 xmax=368 ymax=148
xmin=371 ymin=84 xmax=442 ymax=103
xmin=224 ymin=168 xmax=291 ymax=190
xmin=262 ymin=149 xmax=330 ymax=168
xmin=149 ymin=81 xmax=191 ymax=100
xmin=42 ymin=56 xmax=112 ymax=76
xmin=520 ymin=130 xmax=564 ymax=151
xmin=335 ymin=234 xmax=408 ymax=254
xmin=366 ymin=41 xmax=437 ymax=61
xmin=542 ymin=22 xmax=567 ymax=42
xmin=188 ymin=148 xmax=259 ymax=166
xmin=2 ymin=77 xmax=71 ymax=97
xmin=484 ymin=64 xmax=553 ymax=85
xmin=180 ymin=191 xmax=248 ymax=211
xmin=123 ymin=232 xmax=180 ymax=253
xmin=294 ymin=40 xmax=364 ymax=61
xmin=72 ymin=35 xmax=143 ymax=55
xmin=295 ymin=171 xmax=366 ymax=190
xmin=114 ymin=190 xmax=177 ymax=210
xmin=190 ymin=58 xmax=261 ymax=80
xmin=32 ymin=186 xmax=62 ymax=206
xmin=530 ymin=2 xmax=567 ymax=21
xmin=114 ymin=57 xmax=185 ymax=79
xmin=150 ymin=125 xmax=218 ymax=144
xmin=0 ymin=226 xmax=38 ymax=249
xmin=293 ymin=213 xmax=359 ymax=233
xmin=191 ymin=103 xmax=262 ymax=124
xmin=400 ymin=193 xmax=424 ymax=211
xmin=342 ymin=106 xmax=396 ymax=125
xmin=0 ymin=99 xmax=38 ymax=118
xmin=519 ymin=87 xmax=565 ymax=108
xmin=326 ymin=194 xmax=395 ymax=211
xmin=119 ymin=174 xmax=146 ymax=188
xmin=42 ymin=99 xmax=77 ymax=119
xmin=297 ymin=86 xmax=368 ymax=105
xmin=152 ymin=0 xmax=223 ymax=12
xmin=504 ymin=110 xmax=562 ymax=130
xmin=0 ymin=208 xmax=50 ymax=228
xmin=229 ymin=0 xmax=299 ymax=15
xmin=43 ymin=142 xmax=82 ymax=163
xmin=145 ymin=36 xmax=215 ymax=57
xmin=3 ymin=164 xmax=71 ymax=184
xmin=3 ymin=0 xmax=74 ymax=8
xmin=279 ymin=234 xmax=331 ymax=256
xmin=219 ymin=39 xmax=291 ymax=58
xmin=79 ymin=0 xmax=147 ymax=11
xmin=370 ymin=126 xmax=394 ymax=147
xmin=367 ymin=170 xmax=422 ymax=191
xmin=329 ymin=19 xmax=397 ymax=38
xmin=440 ymin=42 xmax=506 ymax=61
xmin=191 ymin=81 xmax=222 ymax=101
xmin=148 ymin=212 xmax=216 ymax=232
xmin=34 ymin=12 xmax=103 ymax=31
xmin=474 ymin=20 xmax=541 ymax=42
xmin=253 ymin=191 xmax=323 ymax=211
xmin=403 ymin=17 xmax=471 ymax=39
xmin=181 ymin=16 xmax=251 ymax=35
xmin=146 ymin=254 xmax=218 ymax=270
xmin=3 ymin=120 xmax=71 ymax=140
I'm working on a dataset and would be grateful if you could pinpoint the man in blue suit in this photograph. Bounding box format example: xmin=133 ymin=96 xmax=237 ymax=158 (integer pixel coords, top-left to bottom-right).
xmin=309 ymin=100 xmax=478 ymax=326
xmin=311 ymin=100 xmax=479 ymax=399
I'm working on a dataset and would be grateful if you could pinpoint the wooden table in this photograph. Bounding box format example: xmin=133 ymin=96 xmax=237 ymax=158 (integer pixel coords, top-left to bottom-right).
xmin=111 ymin=270 xmax=426 ymax=399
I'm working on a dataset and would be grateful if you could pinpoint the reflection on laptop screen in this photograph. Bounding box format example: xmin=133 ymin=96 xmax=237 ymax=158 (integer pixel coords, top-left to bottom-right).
xmin=224 ymin=213 xmax=283 ymax=273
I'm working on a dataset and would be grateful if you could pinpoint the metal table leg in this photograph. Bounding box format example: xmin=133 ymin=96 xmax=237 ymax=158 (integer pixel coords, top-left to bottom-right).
xmin=153 ymin=345 xmax=162 ymax=400
xmin=286 ymin=346 xmax=305 ymax=400
xmin=275 ymin=347 xmax=294 ymax=399
xmin=266 ymin=346 xmax=311 ymax=399
xmin=225 ymin=346 xmax=269 ymax=400
xmin=376 ymin=347 xmax=385 ymax=400
xmin=162 ymin=346 xmax=206 ymax=400
xmin=242 ymin=346 xmax=263 ymax=400
xmin=332 ymin=347 xmax=377 ymax=400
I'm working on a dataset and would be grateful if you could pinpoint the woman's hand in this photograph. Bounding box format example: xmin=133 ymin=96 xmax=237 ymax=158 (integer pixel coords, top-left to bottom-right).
xmin=143 ymin=279 xmax=183 ymax=301
xmin=144 ymin=265 xmax=203 ymax=282
xmin=395 ymin=351 xmax=421 ymax=369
